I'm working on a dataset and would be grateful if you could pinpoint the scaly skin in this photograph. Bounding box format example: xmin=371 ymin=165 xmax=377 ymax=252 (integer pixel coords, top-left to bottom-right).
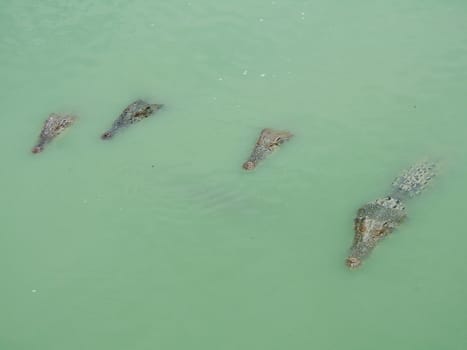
xmin=346 ymin=162 xmax=436 ymax=269
xmin=32 ymin=113 xmax=76 ymax=154
xmin=243 ymin=128 xmax=293 ymax=170
xmin=101 ymin=99 xmax=163 ymax=139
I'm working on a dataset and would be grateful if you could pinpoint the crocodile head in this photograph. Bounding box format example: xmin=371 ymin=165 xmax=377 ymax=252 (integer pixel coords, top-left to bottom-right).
xmin=242 ymin=128 xmax=293 ymax=170
xmin=346 ymin=198 xmax=406 ymax=269
xmin=32 ymin=114 xmax=76 ymax=154
xmin=101 ymin=101 xmax=163 ymax=139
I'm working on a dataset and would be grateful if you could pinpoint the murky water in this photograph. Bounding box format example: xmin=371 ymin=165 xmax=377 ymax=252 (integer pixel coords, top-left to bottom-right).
xmin=1 ymin=1 xmax=467 ymax=349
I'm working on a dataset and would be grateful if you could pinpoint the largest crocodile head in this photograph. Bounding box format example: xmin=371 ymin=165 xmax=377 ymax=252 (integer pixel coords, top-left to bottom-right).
xmin=242 ymin=128 xmax=293 ymax=170
xmin=346 ymin=197 xmax=406 ymax=269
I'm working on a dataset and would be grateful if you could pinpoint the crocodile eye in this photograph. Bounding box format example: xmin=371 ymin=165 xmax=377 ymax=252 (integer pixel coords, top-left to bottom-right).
xmin=356 ymin=220 xmax=366 ymax=233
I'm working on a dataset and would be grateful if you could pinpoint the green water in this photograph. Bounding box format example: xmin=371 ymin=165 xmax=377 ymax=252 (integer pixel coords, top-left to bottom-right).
xmin=1 ymin=1 xmax=467 ymax=349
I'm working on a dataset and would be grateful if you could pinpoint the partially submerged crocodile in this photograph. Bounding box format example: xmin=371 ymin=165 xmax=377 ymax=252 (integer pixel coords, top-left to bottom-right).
xmin=32 ymin=113 xmax=76 ymax=154
xmin=242 ymin=128 xmax=293 ymax=170
xmin=101 ymin=99 xmax=163 ymax=139
xmin=346 ymin=161 xmax=437 ymax=269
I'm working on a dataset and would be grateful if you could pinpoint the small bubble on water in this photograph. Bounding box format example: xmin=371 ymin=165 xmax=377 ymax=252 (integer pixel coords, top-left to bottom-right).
xmin=218 ymin=77 xmax=223 ymax=81
xmin=242 ymin=70 xmax=248 ymax=75
xmin=260 ymin=73 xmax=266 ymax=77
xmin=32 ymin=289 xmax=37 ymax=293
xmin=259 ymin=18 xmax=264 ymax=22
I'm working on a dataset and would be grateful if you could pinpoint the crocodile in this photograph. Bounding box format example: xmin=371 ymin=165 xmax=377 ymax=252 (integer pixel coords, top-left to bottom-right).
xmin=242 ymin=128 xmax=293 ymax=170
xmin=346 ymin=161 xmax=437 ymax=269
xmin=32 ymin=113 xmax=76 ymax=154
xmin=101 ymin=99 xmax=163 ymax=139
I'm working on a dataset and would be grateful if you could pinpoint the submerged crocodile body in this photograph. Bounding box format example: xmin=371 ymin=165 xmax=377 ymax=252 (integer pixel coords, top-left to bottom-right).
xmin=101 ymin=99 xmax=163 ymax=139
xmin=32 ymin=113 xmax=76 ymax=154
xmin=346 ymin=161 xmax=437 ymax=269
xmin=242 ymin=128 xmax=293 ymax=170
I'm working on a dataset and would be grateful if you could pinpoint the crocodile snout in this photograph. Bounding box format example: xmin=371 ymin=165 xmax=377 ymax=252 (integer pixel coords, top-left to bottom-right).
xmin=345 ymin=256 xmax=362 ymax=269
xmin=243 ymin=161 xmax=256 ymax=170
xmin=101 ymin=131 xmax=113 ymax=140
xmin=32 ymin=146 xmax=43 ymax=154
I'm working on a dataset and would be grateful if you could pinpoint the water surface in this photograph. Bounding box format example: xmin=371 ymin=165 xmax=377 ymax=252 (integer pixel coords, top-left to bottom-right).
xmin=1 ymin=1 xmax=467 ymax=349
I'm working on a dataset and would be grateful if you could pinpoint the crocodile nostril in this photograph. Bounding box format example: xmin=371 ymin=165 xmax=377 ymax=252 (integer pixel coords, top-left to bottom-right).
xmin=243 ymin=161 xmax=255 ymax=170
xmin=101 ymin=131 xmax=113 ymax=140
xmin=346 ymin=257 xmax=362 ymax=269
